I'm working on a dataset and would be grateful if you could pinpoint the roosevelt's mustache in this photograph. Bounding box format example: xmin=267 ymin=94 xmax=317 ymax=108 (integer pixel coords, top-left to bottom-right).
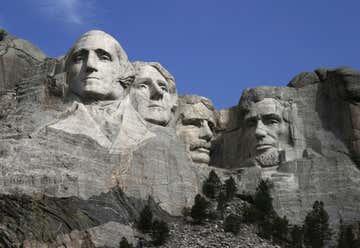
xmin=190 ymin=141 xmax=211 ymax=151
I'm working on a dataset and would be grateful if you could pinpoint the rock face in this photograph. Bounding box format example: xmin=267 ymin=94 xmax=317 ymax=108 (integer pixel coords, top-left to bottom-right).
xmin=1 ymin=28 xmax=360 ymax=247
xmin=0 ymin=29 xmax=46 ymax=92
xmin=213 ymin=68 xmax=360 ymax=226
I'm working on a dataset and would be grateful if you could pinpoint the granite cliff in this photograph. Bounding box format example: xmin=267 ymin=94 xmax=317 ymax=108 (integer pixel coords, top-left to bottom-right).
xmin=0 ymin=29 xmax=359 ymax=247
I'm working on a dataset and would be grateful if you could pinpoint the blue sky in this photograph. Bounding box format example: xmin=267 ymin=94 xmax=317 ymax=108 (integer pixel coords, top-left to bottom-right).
xmin=1 ymin=1 xmax=359 ymax=109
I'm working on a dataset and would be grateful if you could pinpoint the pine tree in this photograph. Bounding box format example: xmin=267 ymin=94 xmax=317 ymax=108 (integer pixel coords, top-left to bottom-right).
xmin=337 ymin=221 xmax=360 ymax=248
xmin=202 ymin=170 xmax=222 ymax=199
xmin=253 ymin=179 xmax=274 ymax=216
xmin=119 ymin=237 xmax=134 ymax=248
xmin=303 ymin=201 xmax=332 ymax=248
xmin=224 ymin=176 xmax=237 ymax=200
xmin=151 ymin=220 xmax=170 ymax=246
xmin=224 ymin=214 xmax=241 ymax=235
xmin=217 ymin=191 xmax=227 ymax=212
xmin=191 ymin=194 xmax=210 ymax=224
xmin=290 ymin=225 xmax=304 ymax=248
xmin=272 ymin=215 xmax=289 ymax=241
xmin=138 ymin=204 xmax=153 ymax=233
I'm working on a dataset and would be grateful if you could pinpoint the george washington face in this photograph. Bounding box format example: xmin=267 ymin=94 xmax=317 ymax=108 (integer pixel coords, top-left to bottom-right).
xmin=66 ymin=31 xmax=125 ymax=101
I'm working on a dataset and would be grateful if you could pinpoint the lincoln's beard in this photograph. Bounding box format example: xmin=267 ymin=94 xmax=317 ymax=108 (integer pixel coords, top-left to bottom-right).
xmin=255 ymin=148 xmax=280 ymax=167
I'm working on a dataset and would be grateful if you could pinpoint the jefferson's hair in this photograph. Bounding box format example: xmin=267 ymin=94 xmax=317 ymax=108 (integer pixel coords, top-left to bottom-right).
xmin=132 ymin=61 xmax=177 ymax=94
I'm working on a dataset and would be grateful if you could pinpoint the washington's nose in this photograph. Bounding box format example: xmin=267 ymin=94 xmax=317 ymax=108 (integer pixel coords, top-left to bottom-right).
xmin=199 ymin=121 xmax=213 ymax=141
xmin=150 ymin=84 xmax=164 ymax=100
xmin=85 ymin=51 xmax=98 ymax=72
xmin=254 ymin=120 xmax=267 ymax=140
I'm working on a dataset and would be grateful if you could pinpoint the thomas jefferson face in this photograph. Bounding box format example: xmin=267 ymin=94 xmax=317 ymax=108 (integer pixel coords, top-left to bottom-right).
xmin=176 ymin=102 xmax=215 ymax=165
xmin=130 ymin=65 xmax=176 ymax=126
xmin=243 ymin=98 xmax=289 ymax=166
xmin=67 ymin=31 xmax=124 ymax=101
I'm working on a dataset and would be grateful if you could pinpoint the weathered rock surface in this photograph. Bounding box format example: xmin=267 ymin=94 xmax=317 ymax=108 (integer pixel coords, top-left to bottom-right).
xmin=1 ymin=28 xmax=360 ymax=248
xmin=157 ymin=221 xmax=280 ymax=248
xmin=214 ymin=68 xmax=360 ymax=228
xmin=0 ymin=29 xmax=46 ymax=92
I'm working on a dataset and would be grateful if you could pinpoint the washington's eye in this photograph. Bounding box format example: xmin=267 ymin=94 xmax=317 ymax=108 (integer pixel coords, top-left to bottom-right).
xmin=208 ymin=121 xmax=215 ymax=132
xmin=72 ymin=53 xmax=84 ymax=63
xmin=96 ymin=50 xmax=112 ymax=61
xmin=139 ymin=83 xmax=148 ymax=89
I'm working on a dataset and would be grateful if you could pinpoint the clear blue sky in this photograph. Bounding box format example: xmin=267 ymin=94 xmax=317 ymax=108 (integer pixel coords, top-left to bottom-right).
xmin=1 ymin=1 xmax=359 ymax=109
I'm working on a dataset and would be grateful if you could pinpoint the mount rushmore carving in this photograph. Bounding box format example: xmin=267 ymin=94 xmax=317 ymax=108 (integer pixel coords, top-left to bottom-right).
xmin=1 ymin=29 xmax=360 ymax=246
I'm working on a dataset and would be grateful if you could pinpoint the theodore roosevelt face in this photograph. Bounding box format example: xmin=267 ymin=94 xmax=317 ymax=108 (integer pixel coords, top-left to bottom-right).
xmin=176 ymin=99 xmax=215 ymax=165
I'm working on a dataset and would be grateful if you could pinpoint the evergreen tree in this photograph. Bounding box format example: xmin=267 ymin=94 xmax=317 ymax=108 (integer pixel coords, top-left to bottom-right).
xmin=290 ymin=225 xmax=304 ymax=248
xmin=258 ymin=216 xmax=274 ymax=239
xmin=224 ymin=214 xmax=241 ymax=235
xmin=303 ymin=201 xmax=332 ymax=248
xmin=224 ymin=176 xmax=237 ymax=200
xmin=217 ymin=191 xmax=227 ymax=212
xmin=138 ymin=204 xmax=153 ymax=233
xmin=272 ymin=215 xmax=289 ymax=241
xmin=253 ymin=179 xmax=274 ymax=216
xmin=191 ymin=194 xmax=210 ymax=224
xmin=337 ymin=221 xmax=360 ymax=248
xmin=119 ymin=237 xmax=134 ymax=248
xmin=202 ymin=170 xmax=222 ymax=199
xmin=151 ymin=220 xmax=170 ymax=246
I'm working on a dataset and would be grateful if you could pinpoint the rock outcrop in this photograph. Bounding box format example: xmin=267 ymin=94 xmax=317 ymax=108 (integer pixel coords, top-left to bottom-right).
xmin=1 ymin=29 xmax=360 ymax=247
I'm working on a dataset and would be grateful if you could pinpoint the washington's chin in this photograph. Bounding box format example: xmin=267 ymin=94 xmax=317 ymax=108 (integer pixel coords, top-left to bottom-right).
xmin=81 ymin=85 xmax=122 ymax=101
xmin=190 ymin=152 xmax=210 ymax=165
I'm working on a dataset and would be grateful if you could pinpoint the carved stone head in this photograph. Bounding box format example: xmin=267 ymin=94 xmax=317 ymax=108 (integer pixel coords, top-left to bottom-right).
xmin=175 ymin=95 xmax=216 ymax=166
xmin=239 ymin=89 xmax=293 ymax=167
xmin=64 ymin=30 xmax=134 ymax=102
xmin=130 ymin=62 xmax=177 ymax=126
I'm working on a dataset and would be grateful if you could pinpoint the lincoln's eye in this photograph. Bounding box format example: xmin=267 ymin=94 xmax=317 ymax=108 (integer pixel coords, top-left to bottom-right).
xmin=263 ymin=116 xmax=281 ymax=125
xmin=245 ymin=118 xmax=257 ymax=128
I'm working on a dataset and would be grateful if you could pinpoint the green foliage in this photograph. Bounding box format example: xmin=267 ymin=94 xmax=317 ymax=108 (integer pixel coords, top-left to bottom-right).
xmin=151 ymin=220 xmax=170 ymax=246
xmin=290 ymin=225 xmax=304 ymax=248
xmin=337 ymin=220 xmax=360 ymax=248
xmin=303 ymin=201 xmax=332 ymax=248
xmin=191 ymin=194 xmax=210 ymax=224
xmin=272 ymin=215 xmax=289 ymax=241
xmin=253 ymin=179 xmax=274 ymax=216
xmin=119 ymin=237 xmax=134 ymax=248
xmin=242 ymin=203 xmax=260 ymax=223
xmin=224 ymin=214 xmax=241 ymax=235
xmin=217 ymin=191 xmax=227 ymax=212
xmin=182 ymin=206 xmax=191 ymax=217
xmin=138 ymin=204 xmax=153 ymax=233
xmin=224 ymin=176 xmax=237 ymax=200
xmin=202 ymin=170 xmax=222 ymax=199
